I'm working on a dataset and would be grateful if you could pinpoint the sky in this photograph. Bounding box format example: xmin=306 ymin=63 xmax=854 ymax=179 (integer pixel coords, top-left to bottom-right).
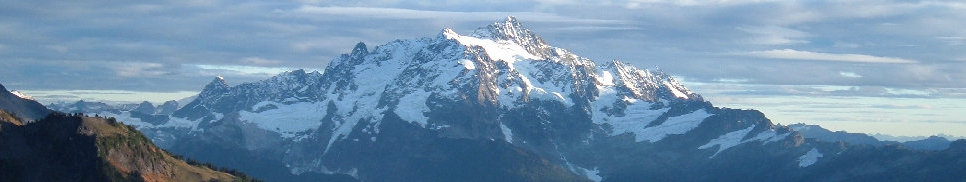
xmin=0 ymin=0 xmax=964 ymax=137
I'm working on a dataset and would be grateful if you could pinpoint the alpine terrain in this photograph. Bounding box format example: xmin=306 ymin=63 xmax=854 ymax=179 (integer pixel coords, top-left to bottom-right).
xmin=71 ymin=17 xmax=966 ymax=181
xmin=0 ymin=83 xmax=257 ymax=182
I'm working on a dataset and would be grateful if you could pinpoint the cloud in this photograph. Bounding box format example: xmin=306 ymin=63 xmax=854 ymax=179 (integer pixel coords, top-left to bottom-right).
xmin=290 ymin=37 xmax=363 ymax=53
xmin=870 ymin=104 xmax=933 ymax=110
xmin=686 ymin=82 xmax=949 ymax=99
xmin=112 ymin=62 xmax=169 ymax=77
xmin=240 ymin=57 xmax=283 ymax=66
xmin=290 ymin=6 xmax=627 ymax=24
xmin=713 ymin=78 xmax=752 ymax=83
xmin=737 ymin=26 xmax=810 ymax=45
xmin=937 ymin=36 xmax=965 ymax=46
xmin=624 ymin=0 xmax=779 ymax=7
xmin=192 ymin=64 xmax=295 ymax=76
xmin=544 ymin=26 xmax=644 ymax=32
xmin=2 ymin=0 xmax=965 ymax=94
xmin=743 ymin=49 xmax=918 ymax=63
xmin=19 ymin=89 xmax=198 ymax=104
xmin=839 ymin=72 xmax=862 ymax=78
xmin=47 ymin=45 xmax=69 ymax=53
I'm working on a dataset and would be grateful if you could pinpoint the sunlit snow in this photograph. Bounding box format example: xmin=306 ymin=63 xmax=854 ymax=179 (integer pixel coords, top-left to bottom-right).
xmin=698 ymin=125 xmax=790 ymax=158
xmin=395 ymin=90 xmax=431 ymax=127
xmin=636 ymin=109 xmax=713 ymax=142
xmin=698 ymin=124 xmax=756 ymax=156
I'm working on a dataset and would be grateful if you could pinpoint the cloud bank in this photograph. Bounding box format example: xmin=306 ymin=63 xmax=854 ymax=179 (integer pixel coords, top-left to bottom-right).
xmin=745 ymin=49 xmax=918 ymax=63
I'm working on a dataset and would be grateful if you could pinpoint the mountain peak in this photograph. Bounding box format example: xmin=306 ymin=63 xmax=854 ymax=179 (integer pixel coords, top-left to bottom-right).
xmin=9 ymin=90 xmax=34 ymax=101
xmin=473 ymin=16 xmax=532 ymax=40
xmin=201 ymin=76 xmax=230 ymax=96
xmin=505 ymin=15 xmax=519 ymax=23
xmin=497 ymin=16 xmax=522 ymax=31
xmin=471 ymin=16 xmax=552 ymax=57
xmin=279 ymin=69 xmax=307 ymax=77
xmin=351 ymin=42 xmax=368 ymax=57
xmin=439 ymin=28 xmax=458 ymax=38
xmin=210 ymin=76 xmax=228 ymax=86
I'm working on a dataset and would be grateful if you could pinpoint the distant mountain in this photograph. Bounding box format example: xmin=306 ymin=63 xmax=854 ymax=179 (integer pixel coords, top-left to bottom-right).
xmin=872 ymin=133 xmax=966 ymax=142
xmin=903 ymin=136 xmax=952 ymax=151
xmin=0 ymin=84 xmax=51 ymax=122
xmin=789 ymin=123 xmax=953 ymax=151
xmin=47 ymin=100 xmax=135 ymax=114
xmin=76 ymin=17 xmax=966 ymax=181
xmin=132 ymin=101 xmax=157 ymax=115
xmin=156 ymin=100 xmax=180 ymax=115
xmin=0 ymin=83 xmax=256 ymax=182
xmin=788 ymin=123 xmax=891 ymax=146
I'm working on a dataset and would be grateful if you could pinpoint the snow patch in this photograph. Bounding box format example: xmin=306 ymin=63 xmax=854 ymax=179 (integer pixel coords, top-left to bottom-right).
xmin=594 ymin=101 xmax=670 ymax=141
xmin=596 ymin=71 xmax=615 ymax=86
xmin=592 ymin=88 xmax=710 ymax=143
xmin=578 ymin=167 xmax=602 ymax=182
xmin=459 ymin=59 xmax=476 ymax=70
xmin=798 ymin=148 xmax=823 ymax=167
xmin=239 ymin=102 xmax=327 ymax=139
xmin=698 ymin=125 xmax=791 ymax=158
xmin=251 ymin=101 xmax=276 ymax=111
xmin=747 ymin=129 xmax=790 ymax=143
xmin=636 ymin=109 xmax=713 ymax=142
xmin=698 ymin=125 xmax=756 ymax=157
xmin=500 ymin=122 xmax=513 ymax=143
xmin=395 ymin=90 xmax=432 ymax=127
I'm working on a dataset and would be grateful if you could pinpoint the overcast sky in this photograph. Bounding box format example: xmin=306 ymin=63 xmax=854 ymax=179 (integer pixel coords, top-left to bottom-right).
xmin=1 ymin=0 xmax=964 ymax=137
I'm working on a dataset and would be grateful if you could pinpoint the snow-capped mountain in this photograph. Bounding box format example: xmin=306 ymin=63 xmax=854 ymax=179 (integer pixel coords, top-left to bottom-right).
xmin=83 ymin=17 xmax=966 ymax=182
xmin=9 ymin=90 xmax=33 ymax=101
xmin=0 ymin=84 xmax=51 ymax=122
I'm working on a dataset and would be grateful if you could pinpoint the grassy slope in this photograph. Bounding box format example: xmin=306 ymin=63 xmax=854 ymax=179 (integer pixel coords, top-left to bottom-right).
xmin=0 ymin=111 xmax=257 ymax=182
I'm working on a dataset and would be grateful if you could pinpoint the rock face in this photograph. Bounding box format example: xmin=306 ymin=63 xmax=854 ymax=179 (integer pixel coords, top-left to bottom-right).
xmin=0 ymin=85 xmax=255 ymax=182
xmin=78 ymin=17 xmax=966 ymax=182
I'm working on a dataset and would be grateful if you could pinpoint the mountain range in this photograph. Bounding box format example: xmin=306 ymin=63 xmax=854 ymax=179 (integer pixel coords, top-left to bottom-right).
xmin=789 ymin=123 xmax=953 ymax=151
xmin=0 ymin=83 xmax=255 ymax=181
xmin=23 ymin=17 xmax=966 ymax=181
